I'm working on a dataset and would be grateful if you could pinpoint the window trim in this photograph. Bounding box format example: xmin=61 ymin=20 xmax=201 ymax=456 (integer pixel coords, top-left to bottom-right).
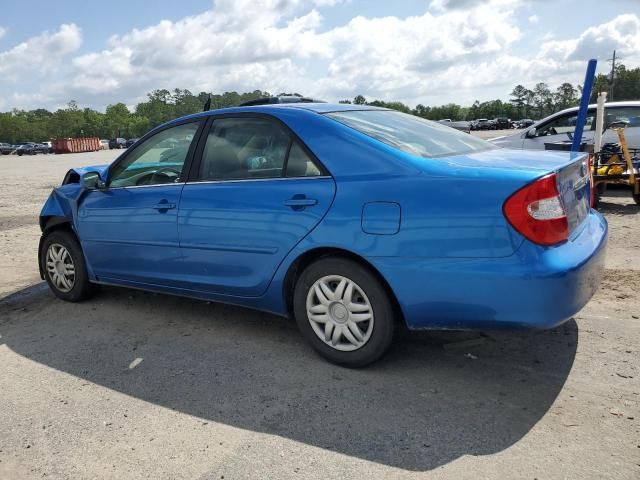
xmin=106 ymin=116 xmax=207 ymax=188
xmin=186 ymin=112 xmax=331 ymax=184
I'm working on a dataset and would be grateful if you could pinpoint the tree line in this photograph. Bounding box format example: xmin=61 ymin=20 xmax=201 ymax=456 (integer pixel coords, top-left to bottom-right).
xmin=1 ymin=63 xmax=638 ymax=144
xmin=341 ymin=63 xmax=640 ymax=122
xmin=0 ymin=89 xmax=268 ymax=144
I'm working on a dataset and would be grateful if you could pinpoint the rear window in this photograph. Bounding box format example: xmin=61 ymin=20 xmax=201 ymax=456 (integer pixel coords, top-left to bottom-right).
xmin=325 ymin=110 xmax=494 ymax=158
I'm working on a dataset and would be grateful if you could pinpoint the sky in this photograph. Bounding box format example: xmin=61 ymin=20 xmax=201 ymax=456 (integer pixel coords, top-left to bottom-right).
xmin=0 ymin=0 xmax=639 ymax=112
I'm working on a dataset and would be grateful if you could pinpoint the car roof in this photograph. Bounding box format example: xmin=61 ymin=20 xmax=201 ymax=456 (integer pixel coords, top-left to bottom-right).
xmin=222 ymin=102 xmax=387 ymax=114
xmin=160 ymin=102 xmax=390 ymax=129
xmin=531 ymin=100 xmax=640 ymax=127
xmin=555 ymin=100 xmax=640 ymax=115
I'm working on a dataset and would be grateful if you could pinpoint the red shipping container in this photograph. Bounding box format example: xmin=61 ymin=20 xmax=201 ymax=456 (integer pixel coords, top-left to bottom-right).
xmin=52 ymin=137 xmax=100 ymax=154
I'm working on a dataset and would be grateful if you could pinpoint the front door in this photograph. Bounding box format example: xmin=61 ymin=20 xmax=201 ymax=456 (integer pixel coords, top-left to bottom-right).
xmin=525 ymin=109 xmax=596 ymax=149
xmin=178 ymin=116 xmax=336 ymax=296
xmin=77 ymin=120 xmax=202 ymax=286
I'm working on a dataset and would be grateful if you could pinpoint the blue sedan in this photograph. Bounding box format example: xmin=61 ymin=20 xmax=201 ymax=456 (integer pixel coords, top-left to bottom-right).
xmin=38 ymin=103 xmax=607 ymax=366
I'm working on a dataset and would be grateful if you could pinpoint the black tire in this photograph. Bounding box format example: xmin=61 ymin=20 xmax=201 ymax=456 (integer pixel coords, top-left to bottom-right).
xmin=293 ymin=257 xmax=395 ymax=367
xmin=40 ymin=230 xmax=95 ymax=302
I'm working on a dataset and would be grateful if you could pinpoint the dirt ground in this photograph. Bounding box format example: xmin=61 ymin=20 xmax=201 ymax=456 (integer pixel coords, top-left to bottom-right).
xmin=0 ymin=148 xmax=638 ymax=480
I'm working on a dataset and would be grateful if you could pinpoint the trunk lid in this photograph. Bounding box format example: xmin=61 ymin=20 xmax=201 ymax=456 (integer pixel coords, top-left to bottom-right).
xmin=429 ymin=148 xmax=592 ymax=235
xmin=555 ymin=153 xmax=591 ymax=234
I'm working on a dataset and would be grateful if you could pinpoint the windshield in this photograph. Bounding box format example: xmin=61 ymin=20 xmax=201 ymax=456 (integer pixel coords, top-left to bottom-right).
xmin=325 ymin=110 xmax=494 ymax=158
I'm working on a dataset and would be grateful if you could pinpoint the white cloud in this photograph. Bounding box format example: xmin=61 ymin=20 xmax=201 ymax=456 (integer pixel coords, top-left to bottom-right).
xmin=62 ymin=0 xmax=522 ymax=108
xmin=429 ymin=0 xmax=520 ymax=11
xmin=0 ymin=27 xmax=7 ymax=40
xmin=0 ymin=24 xmax=81 ymax=77
xmin=528 ymin=14 xmax=539 ymax=24
xmin=0 ymin=4 xmax=639 ymax=111
xmin=540 ymin=14 xmax=640 ymax=65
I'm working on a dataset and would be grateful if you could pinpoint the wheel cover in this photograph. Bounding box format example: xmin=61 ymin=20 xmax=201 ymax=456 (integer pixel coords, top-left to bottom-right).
xmin=306 ymin=275 xmax=374 ymax=352
xmin=46 ymin=243 xmax=75 ymax=293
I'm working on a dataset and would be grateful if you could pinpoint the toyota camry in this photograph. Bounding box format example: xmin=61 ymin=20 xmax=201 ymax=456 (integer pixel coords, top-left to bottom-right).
xmin=38 ymin=102 xmax=607 ymax=366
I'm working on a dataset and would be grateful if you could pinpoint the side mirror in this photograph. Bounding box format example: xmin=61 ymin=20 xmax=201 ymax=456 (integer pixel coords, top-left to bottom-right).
xmin=525 ymin=127 xmax=536 ymax=138
xmin=81 ymin=171 xmax=106 ymax=190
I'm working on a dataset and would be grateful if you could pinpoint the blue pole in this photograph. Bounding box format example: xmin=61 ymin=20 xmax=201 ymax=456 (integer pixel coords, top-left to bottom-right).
xmin=571 ymin=59 xmax=597 ymax=152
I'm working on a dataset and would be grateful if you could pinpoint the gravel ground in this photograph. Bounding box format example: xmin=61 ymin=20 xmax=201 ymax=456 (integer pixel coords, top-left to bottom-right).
xmin=0 ymin=149 xmax=638 ymax=480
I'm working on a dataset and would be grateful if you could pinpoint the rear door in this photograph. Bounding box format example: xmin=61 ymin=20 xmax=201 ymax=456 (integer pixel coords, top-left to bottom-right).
xmin=177 ymin=115 xmax=336 ymax=296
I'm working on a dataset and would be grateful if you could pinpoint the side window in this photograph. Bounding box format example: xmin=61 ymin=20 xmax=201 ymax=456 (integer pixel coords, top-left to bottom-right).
xmin=536 ymin=111 xmax=595 ymax=137
xmin=200 ymin=118 xmax=290 ymax=181
xmin=109 ymin=122 xmax=199 ymax=187
xmin=605 ymin=107 xmax=640 ymax=128
xmin=286 ymin=142 xmax=322 ymax=177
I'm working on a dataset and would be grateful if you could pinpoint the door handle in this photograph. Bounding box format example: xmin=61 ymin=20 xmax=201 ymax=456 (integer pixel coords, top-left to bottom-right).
xmin=284 ymin=196 xmax=317 ymax=209
xmin=152 ymin=201 xmax=176 ymax=211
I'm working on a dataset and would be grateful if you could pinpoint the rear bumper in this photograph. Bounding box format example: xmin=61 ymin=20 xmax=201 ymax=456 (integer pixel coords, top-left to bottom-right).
xmin=368 ymin=210 xmax=608 ymax=330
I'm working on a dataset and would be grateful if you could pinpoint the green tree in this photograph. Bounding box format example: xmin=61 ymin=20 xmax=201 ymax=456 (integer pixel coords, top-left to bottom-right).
xmin=353 ymin=95 xmax=366 ymax=105
xmin=554 ymin=83 xmax=578 ymax=111
xmin=104 ymin=103 xmax=131 ymax=138
xmin=510 ymin=85 xmax=529 ymax=118
xmin=532 ymin=83 xmax=553 ymax=118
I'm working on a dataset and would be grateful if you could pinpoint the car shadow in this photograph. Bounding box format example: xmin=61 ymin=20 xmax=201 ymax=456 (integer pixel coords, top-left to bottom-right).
xmin=0 ymin=283 xmax=577 ymax=472
xmin=597 ymin=187 xmax=639 ymax=215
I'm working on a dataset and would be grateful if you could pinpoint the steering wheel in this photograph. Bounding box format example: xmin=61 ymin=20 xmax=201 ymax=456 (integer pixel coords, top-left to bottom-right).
xmin=136 ymin=166 xmax=182 ymax=185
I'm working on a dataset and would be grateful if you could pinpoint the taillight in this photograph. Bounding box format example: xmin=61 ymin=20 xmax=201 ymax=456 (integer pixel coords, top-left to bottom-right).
xmin=503 ymin=173 xmax=569 ymax=246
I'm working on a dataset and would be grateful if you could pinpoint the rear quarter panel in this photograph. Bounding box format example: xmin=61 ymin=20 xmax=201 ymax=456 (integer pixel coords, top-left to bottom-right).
xmin=271 ymin=109 xmax=532 ymax=259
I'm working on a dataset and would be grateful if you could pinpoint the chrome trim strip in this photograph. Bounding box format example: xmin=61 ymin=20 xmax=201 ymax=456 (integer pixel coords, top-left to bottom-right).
xmin=180 ymin=243 xmax=278 ymax=254
xmin=185 ymin=176 xmax=332 ymax=186
xmin=104 ymin=183 xmax=186 ymax=191
xmin=98 ymin=176 xmax=332 ymax=191
xmin=84 ymin=239 xmax=179 ymax=248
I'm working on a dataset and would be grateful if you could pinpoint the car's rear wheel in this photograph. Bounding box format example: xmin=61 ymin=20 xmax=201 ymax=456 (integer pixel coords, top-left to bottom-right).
xmin=41 ymin=230 xmax=95 ymax=302
xmin=293 ymin=257 xmax=395 ymax=367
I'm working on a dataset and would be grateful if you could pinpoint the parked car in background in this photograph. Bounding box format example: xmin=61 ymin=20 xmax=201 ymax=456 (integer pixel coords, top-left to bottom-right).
xmin=42 ymin=141 xmax=54 ymax=153
xmin=100 ymin=139 xmax=110 ymax=150
xmin=494 ymin=118 xmax=512 ymax=129
xmin=490 ymin=101 xmax=640 ymax=150
xmin=473 ymin=119 xmax=493 ymax=130
xmin=437 ymin=119 xmax=471 ymax=133
xmin=16 ymin=143 xmax=50 ymax=156
xmin=514 ymin=119 xmax=535 ymax=129
xmin=125 ymin=138 xmax=140 ymax=148
xmin=109 ymin=138 xmax=127 ymax=149
xmin=0 ymin=142 xmax=14 ymax=154
xmin=38 ymin=102 xmax=606 ymax=366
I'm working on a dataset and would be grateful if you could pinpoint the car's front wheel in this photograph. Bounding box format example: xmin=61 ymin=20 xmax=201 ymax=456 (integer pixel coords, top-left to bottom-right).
xmin=293 ymin=257 xmax=395 ymax=367
xmin=40 ymin=230 xmax=95 ymax=302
